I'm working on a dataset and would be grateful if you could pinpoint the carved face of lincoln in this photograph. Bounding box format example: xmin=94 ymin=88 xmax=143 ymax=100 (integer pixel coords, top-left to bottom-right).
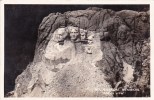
xmin=87 ymin=34 xmax=95 ymax=45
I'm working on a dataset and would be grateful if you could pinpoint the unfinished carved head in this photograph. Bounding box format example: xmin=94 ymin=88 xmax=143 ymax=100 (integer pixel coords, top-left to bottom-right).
xmin=117 ymin=24 xmax=129 ymax=40
xmin=52 ymin=28 xmax=68 ymax=42
xmin=68 ymin=27 xmax=79 ymax=41
xmin=139 ymin=12 xmax=148 ymax=22
xmin=85 ymin=46 xmax=92 ymax=54
xmin=80 ymin=29 xmax=87 ymax=40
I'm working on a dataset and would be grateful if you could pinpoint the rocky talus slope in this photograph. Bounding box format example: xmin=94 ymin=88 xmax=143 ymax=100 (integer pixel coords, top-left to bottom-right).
xmin=8 ymin=7 xmax=150 ymax=97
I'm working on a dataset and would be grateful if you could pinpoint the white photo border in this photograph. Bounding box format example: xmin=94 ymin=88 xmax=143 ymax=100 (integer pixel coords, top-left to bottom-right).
xmin=0 ymin=0 xmax=153 ymax=100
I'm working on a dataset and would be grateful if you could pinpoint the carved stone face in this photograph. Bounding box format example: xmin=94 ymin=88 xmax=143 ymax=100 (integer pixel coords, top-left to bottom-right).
xmin=69 ymin=28 xmax=79 ymax=41
xmin=80 ymin=29 xmax=87 ymax=40
xmin=117 ymin=25 xmax=128 ymax=40
xmin=88 ymin=39 xmax=93 ymax=44
xmin=53 ymin=28 xmax=68 ymax=42
xmin=87 ymin=35 xmax=94 ymax=45
xmin=56 ymin=32 xmax=63 ymax=42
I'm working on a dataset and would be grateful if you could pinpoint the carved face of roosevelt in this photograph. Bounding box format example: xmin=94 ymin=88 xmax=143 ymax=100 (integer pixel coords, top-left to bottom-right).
xmin=80 ymin=29 xmax=87 ymax=40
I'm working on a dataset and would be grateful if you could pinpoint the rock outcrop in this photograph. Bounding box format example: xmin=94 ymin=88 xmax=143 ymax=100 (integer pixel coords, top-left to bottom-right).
xmin=8 ymin=7 xmax=150 ymax=97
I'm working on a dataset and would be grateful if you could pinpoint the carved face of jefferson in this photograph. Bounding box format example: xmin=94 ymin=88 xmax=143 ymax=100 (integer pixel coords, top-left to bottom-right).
xmin=69 ymin=27 xmax=79 ymax=41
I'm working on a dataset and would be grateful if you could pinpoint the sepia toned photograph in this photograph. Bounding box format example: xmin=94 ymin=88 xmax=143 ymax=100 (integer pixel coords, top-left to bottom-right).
xmin=4 ymin=4 xmax=150 ymax=97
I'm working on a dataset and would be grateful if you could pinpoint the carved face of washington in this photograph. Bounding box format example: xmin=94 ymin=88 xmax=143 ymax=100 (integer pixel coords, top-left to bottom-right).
xmin=52 ymin=28 xmax=68 ymax=42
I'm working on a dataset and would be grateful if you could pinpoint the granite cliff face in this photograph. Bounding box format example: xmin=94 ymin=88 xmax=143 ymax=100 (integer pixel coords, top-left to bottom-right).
xmin=8 ymin=7 xmax=150 ymax=97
